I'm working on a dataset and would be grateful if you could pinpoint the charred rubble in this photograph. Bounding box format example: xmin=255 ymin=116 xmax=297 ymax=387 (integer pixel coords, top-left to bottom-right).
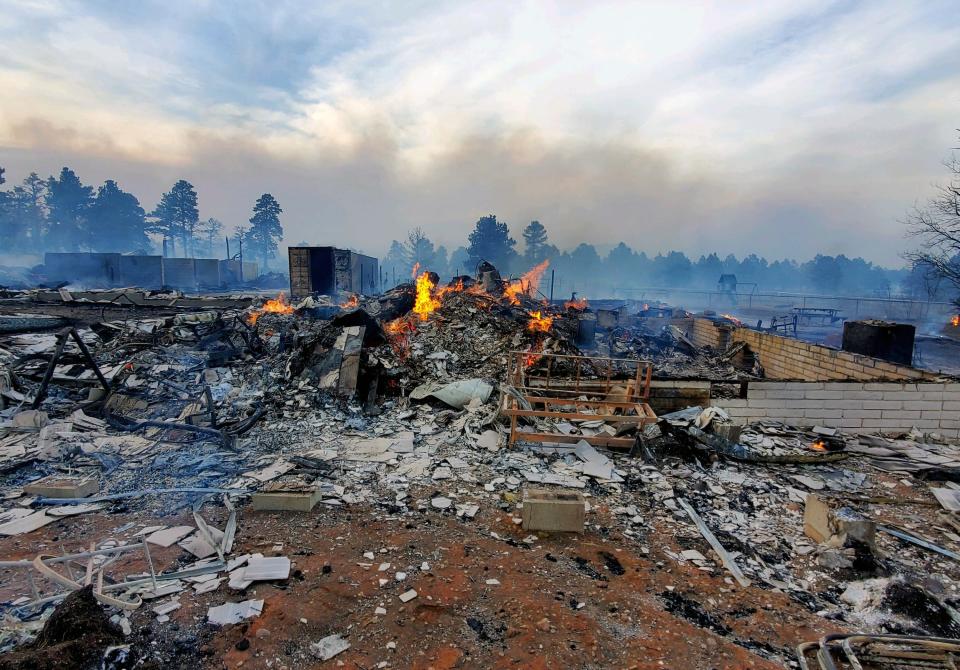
xmin=0 ymin=262 xmax=958 ymax=668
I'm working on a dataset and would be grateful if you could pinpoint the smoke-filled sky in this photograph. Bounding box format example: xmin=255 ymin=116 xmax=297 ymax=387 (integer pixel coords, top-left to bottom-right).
xmin=1 ymin=0 xmax=958 ymax=266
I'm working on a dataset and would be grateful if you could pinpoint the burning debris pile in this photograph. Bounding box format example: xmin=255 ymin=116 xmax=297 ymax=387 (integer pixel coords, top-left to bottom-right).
xmin=0 ymin=260 xmax=959 ymax=668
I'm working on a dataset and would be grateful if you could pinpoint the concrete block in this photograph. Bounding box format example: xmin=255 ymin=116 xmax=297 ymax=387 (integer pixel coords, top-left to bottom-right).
xmin=252 ymin=483 xmax=322 ymax=511
xmin=24 ymin=476 xmax=98 ymax=498
xmin=806 ymin=391 xmax=844 ymax=400
xmin=761 ymin=390 xmax=806 ymax=400
xmin=785 ymin=382 xmax=823 ymax=390
xmin=863 ymin=400 xmax=901 ymax=411
xmin=882 ymin=391 xmax=924 ymax=401
xmin=864 ymin=383 xmax=907 ymax=391
xmin=882 ymin=410 xmax=920 ymax=420
xmin=751 ymin=382 xmax=787 ymax=390
xmin=522 ymin=488 xmax=585 ymax=533
xmin=803 ymin=409 xmax=843 ymax=419
xmin=841 ymin=409 xmax=881 ymax=419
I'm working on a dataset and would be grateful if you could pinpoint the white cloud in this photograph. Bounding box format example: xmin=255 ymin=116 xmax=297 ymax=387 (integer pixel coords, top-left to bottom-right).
xmin=0 ymin=0 xmax=958 ymax=266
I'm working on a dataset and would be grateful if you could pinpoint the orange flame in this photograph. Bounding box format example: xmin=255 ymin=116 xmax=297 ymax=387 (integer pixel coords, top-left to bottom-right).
xmin=413 ymin=271 xmax=442 ymax=321
xmin=952 ymin=315 xmax=959 ymax=327
xmin=504 ymin=260 xmax=550 ymax=305
xmin=384 ymin=317 xmax=415 ymax=358
xmin=411 ymin=262 xmax=421 ymax=279
xmin=564 ymin=298 xmax=588 ymax=310
xmin=435 ymin=278 xmax=465 ymax=299
xmin=527 ymin=310 xmax=553 ymax=332
xmin=720 ymin=313 xmax=743 ymax=327
xmin=811 ymin=440 xmax=827 ymax=452
xmin=340 ymin=294 xmax=359 ymax=309
xmin=247 ymin=292 xmax=294 ymax=325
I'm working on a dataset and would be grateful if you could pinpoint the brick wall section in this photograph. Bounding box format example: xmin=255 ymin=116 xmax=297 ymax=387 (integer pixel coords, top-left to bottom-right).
xmin=720 ymin=382 xmax=960 ymax=438
xmin=690 ymin=318 xmax=721 ymax=349
xmin=687 ymin=318 xmax=937 ymax=382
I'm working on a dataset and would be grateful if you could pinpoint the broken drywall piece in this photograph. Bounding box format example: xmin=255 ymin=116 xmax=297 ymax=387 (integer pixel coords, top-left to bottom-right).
xmin=207 ymin=599 xmax=264 ymax=625
xmin=242 ymin=556 xmax=290 ymax=581
xmin=146 ymin=525 xmax=195 ymax=547
xmin=310 ymin=633 xmax=350 ymax=661
xmin=0 ymin=510 xmax=54 ymax=536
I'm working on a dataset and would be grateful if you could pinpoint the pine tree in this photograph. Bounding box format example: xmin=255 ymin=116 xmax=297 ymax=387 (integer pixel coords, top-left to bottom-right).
xmin=87 ymin=180 xmax=150 ymax=252
xmin=245 ymin=193 xmax=283 ymax=271
xmin=466 ymin=214 xmax=516 ymax=270
xmin=522 ymin=220 xmax=549 ymax=263
xmin=150 ymin=180 xmax=198 ymax=256
xmin=45 ymin=167 xmax=94 ymax=251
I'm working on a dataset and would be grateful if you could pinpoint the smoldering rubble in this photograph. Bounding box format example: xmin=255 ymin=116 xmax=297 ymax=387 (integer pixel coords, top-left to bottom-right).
xmin=0 ymin=265 xmax=959 ymax=669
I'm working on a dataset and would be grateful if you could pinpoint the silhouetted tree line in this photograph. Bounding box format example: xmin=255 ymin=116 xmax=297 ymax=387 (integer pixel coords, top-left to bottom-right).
xmin=384 ymin=215 xmax=933 ymax=299
xmin=0 ymin=166 xmax=283 ymax=269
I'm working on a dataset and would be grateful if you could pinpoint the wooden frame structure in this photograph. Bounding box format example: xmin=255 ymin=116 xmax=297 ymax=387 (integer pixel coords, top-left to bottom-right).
xmin=502 ymin=351 xmax=657 ymax=450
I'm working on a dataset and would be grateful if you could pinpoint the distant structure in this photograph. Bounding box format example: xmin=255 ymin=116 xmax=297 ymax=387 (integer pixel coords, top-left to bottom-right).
xmin=43 ymin=252 xmax=257 ymax=290
xmin=288 ymin=247 xmax=379 ymax=299
xmin=718 ymin=273 xmax=738 ymax=305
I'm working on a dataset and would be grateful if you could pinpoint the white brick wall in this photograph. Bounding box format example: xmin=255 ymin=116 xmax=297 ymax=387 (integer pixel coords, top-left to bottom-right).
xmin=717 ymin=381 xmax=960 ymax=438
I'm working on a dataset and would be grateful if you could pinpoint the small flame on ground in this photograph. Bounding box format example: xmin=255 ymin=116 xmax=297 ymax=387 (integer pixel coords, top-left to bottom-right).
xmin=413 ymin=271 xmax=442 ymax=321
xmin=247 ymin=292 xmax=294 ymax=325
xmin=340 ymin=294 xmax=359 ymax=309
xmin=564 ymin=298 xmax=588 ymax=310
xmin=504 ymin=260 xmax=550 ymax=305
xmin=952 ymin=315 xmax=959 ymax=327
xmin=527 ymin=310 xmax=553 ymax=332
xmin=810 ymin=440 xmax=827 ymax=452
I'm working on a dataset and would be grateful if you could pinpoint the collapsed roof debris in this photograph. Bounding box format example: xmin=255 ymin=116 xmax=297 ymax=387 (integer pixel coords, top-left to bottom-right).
xmin=0 ymin=260 xmax=959 ymax=667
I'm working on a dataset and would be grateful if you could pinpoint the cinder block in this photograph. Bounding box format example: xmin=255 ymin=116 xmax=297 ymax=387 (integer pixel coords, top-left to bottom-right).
xmin=252 ymin=485 xmax=322 ymax=511
xmin=24 ymin=476 xmax=98 ymax=499
xmin=882 ymin=410 xmax=920 ymax=420
xmin=763 ymin=390 xmax=806 ymax=400
xmin=883 ymin=391 xmax=923 ymax=401
xmin=863 ymin=400 xmax=901 ymax=410
xmin=806 ymin=391 xmax=844 ymax=400
xmin=803 ymin=409 xmax=843 ymax=419
xmin=842 ymin=409 xmax=881 ymax=419
xmin=864 ymin=383 xmax=907 ymax=391
xmin=522 ymin=488 xmax=585 ymax=533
